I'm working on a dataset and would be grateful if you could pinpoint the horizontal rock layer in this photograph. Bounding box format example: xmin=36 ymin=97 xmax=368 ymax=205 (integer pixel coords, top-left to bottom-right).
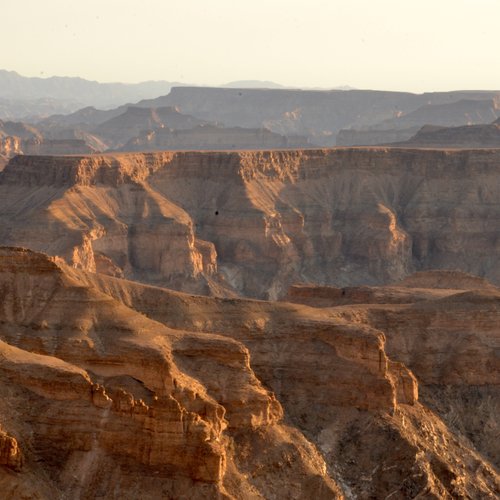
xmin=4 ymin=148 xmax=500 ymax=299
xmin=71 ymin=259 xmax=500 ymax=499
xmin=285 ymin=270 xmax=500 ymax=470
xmin=0 ymin=247 xmax=345 ymax=498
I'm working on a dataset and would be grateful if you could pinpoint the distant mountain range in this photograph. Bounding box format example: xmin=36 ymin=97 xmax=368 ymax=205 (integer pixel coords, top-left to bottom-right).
xmin=0 ymin=70 xmax=186 ymax=115
xmin=0 ymin=70 xmax=356 ymax=120
xmin=2 ymin=70 xmax=500 ymax=158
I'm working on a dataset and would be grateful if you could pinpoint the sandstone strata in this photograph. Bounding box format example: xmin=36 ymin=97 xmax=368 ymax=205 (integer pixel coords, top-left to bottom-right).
xmin=286 ymin=270 xmax=500 ymax=470
xmin=0 ymin=248 xmax=498 ymax=498
xmin=67 ymin=259 xmax=499 ymax=498
xmin=4 ymin=149 xmax=500 ymax=299
xmin=0 ymin=247 xmax=346 ymax=498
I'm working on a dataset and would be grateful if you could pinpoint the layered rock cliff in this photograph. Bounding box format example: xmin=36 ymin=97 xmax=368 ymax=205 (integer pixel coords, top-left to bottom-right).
xmin=121 ymin=125 xmax=310 ymax=152
xmin=68 ymin=258 xmax=500 ymax=498
xmin=3 ymin=148 xmax=500 ymax=299
xmin=336 ymin=98 xmax=500 ymax=146
xmin=160 ymin=88 xmax=500 ymax=146
xmin=1 ymin=247 xmax=498 ymax=498
xmin=285 ymin=271 xmax=500 ymax=471
xmin=0 ymin=247 xmax=344 ymax=498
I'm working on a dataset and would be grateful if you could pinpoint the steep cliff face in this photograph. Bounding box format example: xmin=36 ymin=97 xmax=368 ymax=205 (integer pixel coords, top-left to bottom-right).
xmin=66 ymin=263 xmax=499 ymax=499
xmin=0 ymin=136 xmax=23 ymax=157
xmin=0 ymin=247 xmax=344 ymax=499
xmin=0 ymin=154 xmax=221 ymax=295
xmin=3 ymin=148 xmax=500 ymax=298
xmin=0 ymin=137 xmax=22 ymax=171
xmin=1 ymin=247 xmax=498 ymax=498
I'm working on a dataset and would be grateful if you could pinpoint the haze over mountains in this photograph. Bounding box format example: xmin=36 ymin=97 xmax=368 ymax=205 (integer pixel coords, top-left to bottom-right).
xmin=1 ymin=69 xmax=500 ymax=162
xmin=0 ymin=70 xmax=342 ymax=120
xmin=0 ymin=69 xmax=186 ymax=115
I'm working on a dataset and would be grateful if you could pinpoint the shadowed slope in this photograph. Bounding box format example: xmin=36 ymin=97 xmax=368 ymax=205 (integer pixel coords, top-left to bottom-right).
xmin=286 ymin=270 xmax=500 ymax=470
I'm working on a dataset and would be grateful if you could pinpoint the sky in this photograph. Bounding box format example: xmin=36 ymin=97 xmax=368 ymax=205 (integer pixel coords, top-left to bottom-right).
xmin=2 ymin=0 xmax=499 ymax=92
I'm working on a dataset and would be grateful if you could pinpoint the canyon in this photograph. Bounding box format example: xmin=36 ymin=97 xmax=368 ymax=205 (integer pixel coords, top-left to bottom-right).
xmin=4 ymin=0 xmax=500 ymax=494
xmin=0 ymin=147 xmax=499 ymax=498
xmin=0 ymin=246 xmax=498 ymax=498
xmin=336 ymin=99 xmax=500 ymax=146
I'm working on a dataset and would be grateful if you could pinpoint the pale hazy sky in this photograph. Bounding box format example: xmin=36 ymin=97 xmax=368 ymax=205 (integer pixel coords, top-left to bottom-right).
xmin=2 ymin=0 xmax=499 ymax=92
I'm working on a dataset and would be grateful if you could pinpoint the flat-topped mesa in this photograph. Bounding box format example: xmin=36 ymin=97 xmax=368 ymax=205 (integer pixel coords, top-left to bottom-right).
xmin=0 ymin=150 xmax=282 ymax=188
xmin=395 ymin=269 xmax=497 ymax=289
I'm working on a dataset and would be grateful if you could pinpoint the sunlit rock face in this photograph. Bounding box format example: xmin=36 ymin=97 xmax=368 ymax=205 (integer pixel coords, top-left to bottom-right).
xmin=0 ymin=247 xmax=345 ymax=499
xmin=0 ymin=247 xmax=498 ymax=498
xmin=3 ymin=148 xmax=500 ymax=299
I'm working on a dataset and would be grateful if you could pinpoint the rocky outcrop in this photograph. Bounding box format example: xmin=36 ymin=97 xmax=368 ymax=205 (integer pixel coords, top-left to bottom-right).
xmin=0 ymin=154 xmax=222 ymax=295
xmin=0 ymin=135 xmax=22 ymax=158
xmin=0 ymin=120 xmax=30 ymax=167
xmin=0 ymin=248 xmax=498 ymax=498
xmin=5 ymin=148 xmax=500 ymax=298
xmin=285 ymin=270 xmax=500 ymax=471
xmin=0 ymin=247 xmax=346 ymax=498
xmin=65 ymin=261 xmax=499 ymax=499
